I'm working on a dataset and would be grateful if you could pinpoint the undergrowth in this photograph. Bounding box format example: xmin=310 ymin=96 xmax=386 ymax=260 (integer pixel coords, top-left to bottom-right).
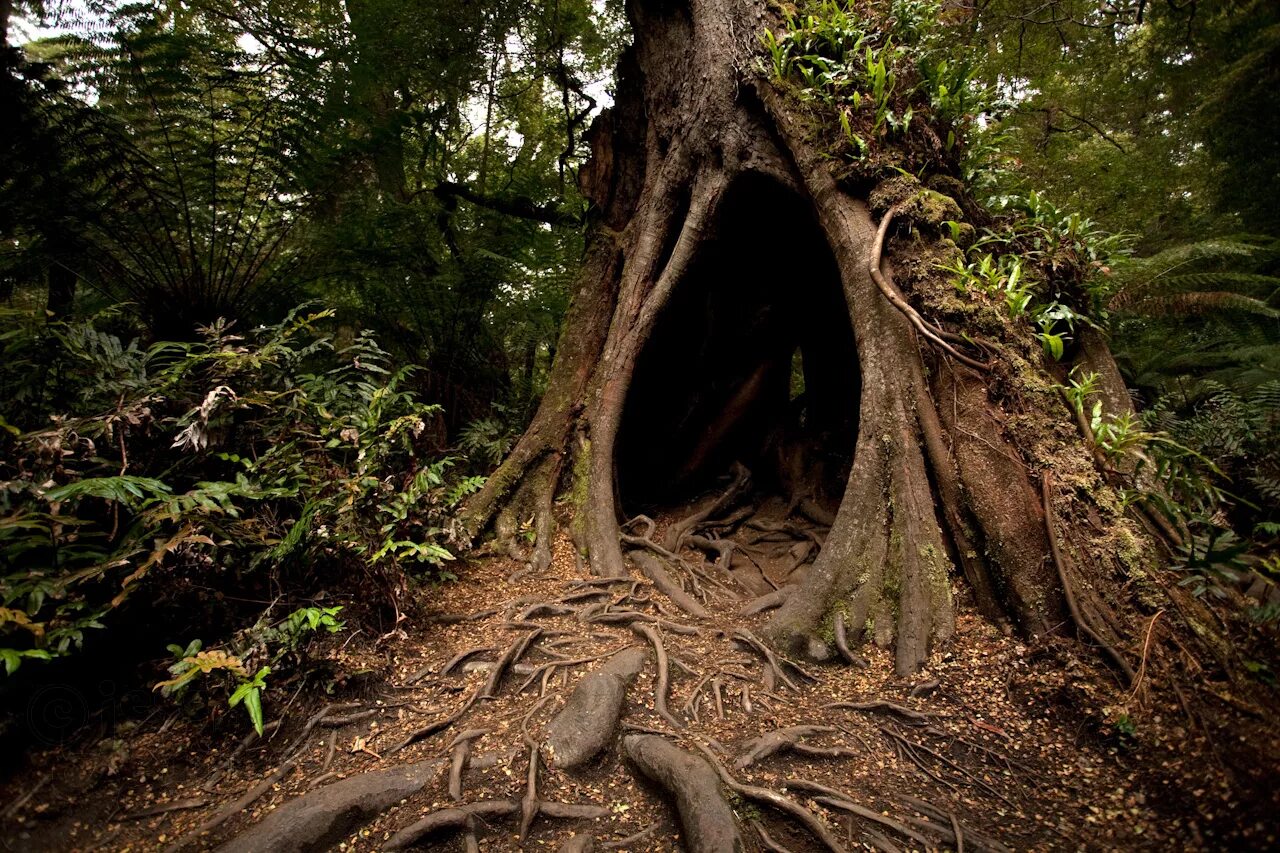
xmin=0 ymin=305 xmax=483 ymax=731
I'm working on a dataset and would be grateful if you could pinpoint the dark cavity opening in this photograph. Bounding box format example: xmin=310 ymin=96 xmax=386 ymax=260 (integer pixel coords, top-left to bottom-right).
xmin=616 ymin=176 xmax=860 ymax=515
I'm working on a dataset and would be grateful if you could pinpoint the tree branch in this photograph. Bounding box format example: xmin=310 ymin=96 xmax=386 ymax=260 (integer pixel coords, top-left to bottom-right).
xmin=432 ymin=182 xmax=578 ymax=226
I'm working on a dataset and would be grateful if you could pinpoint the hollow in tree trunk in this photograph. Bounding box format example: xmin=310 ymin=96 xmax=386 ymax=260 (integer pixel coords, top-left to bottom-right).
xmin=461 ymin=0 xmax=1178 ymax=677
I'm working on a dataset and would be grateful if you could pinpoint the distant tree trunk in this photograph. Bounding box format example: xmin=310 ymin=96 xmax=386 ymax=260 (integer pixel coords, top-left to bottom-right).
xmin=0 ymin=0 xmax=12 ymax=51
xmin=45 ymin=258 xmax=76 ymax=320
xmin=346 ymin=0 xmax=409 ymax=202
xmin=461 ymin=0 xmax=1170 ymax=675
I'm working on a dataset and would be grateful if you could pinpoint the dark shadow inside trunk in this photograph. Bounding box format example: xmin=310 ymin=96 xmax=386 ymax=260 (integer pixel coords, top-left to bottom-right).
xmin=616 ymin=175 xmax=859 ymax=515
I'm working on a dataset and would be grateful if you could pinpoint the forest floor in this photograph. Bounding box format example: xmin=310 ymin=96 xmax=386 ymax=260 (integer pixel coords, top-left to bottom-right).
xmin=2 ymin=506 xmax=1277 ymax=852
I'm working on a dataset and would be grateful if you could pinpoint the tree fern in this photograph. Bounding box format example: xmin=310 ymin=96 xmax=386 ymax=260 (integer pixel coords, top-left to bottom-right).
xmin=1108 ymin=235 xmax=1280 ymax=312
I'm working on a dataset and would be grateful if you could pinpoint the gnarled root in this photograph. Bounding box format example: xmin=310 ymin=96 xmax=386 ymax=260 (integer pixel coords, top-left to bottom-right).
xmin=687 ymin=740 xmax=847 ymax=853
xmin=735 ymin=725 xmax=858 ymax=768
xmin=622 ymin=735 xmax=746 ymax=853
xmin=384 ymin=800 xmax=609 ymax=850
xmin=546 ymin=646 xmax=649 ymax=769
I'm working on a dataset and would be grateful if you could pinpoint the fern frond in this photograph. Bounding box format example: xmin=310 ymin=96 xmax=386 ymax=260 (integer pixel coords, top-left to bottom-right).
xmin=1108 ymin=236 xmax=1277 ymax=307
xmin=1157 ymin=272 xmax=1280 ymax=298
xmin=1125 ymin=291 xmax=1280 ymax=319
xmin=1252 ymin=379 xmax=1280 ymax=412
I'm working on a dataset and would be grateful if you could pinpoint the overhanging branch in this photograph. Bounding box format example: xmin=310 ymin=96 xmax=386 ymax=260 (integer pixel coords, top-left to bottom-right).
xmin=432 ymin=182 xmax=579 ymax=227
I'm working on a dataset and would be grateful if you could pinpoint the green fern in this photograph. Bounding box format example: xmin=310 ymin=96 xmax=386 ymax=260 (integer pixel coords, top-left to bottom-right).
xmin=1109 ymin=235 xmax=1280 ymax=313
xmin=1123 ymin=291 xmax=1280 ymax=319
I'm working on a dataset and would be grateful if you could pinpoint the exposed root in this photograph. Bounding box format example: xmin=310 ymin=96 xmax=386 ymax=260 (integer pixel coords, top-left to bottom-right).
xmin=587 ymin=609 xmax=700 ymax=635
xmin=202 ymin=721 xmax=283 ymax=792
xmin=898 ymin=794 xmax=1012 ymax=853
xmin=205 ymin=761 xmax=444 ymax=853
xmin=429 ymin=607 xmax=502 ymax=625
xmin=688 ymin=739 xmax=846 ymax=853
xmin=870 ymin=206 xmax=991 ymax=372
xmin=546 ymin=646 xmax=648 ymax=768
xmin=684 ymin=534 xmax=736 ymax=576
xmin=516 ymin=653 xmax=612 ymax=695
xmin=735 ymin=725 xmax=849 ymax=768
xmin=752 ymin=820 xmax=794 ymax=853
xmin=436 ymin=646 xmax=492 ymax=678
xmin=385 ymin=801 xmax=517 ymax=850
xmin=793 ymin=497 xmax=836 ymax=528
xmin=601 ymin=821 xmax=659 ymax=849
xmin=121 ymin=799 xmax=208 ymax=821
xmin=878 ymin=728 xmax=1011 ymax=805
xmin=633 ymin=622 xmax=682 ymax=729
xmin=530 ymin=456 xmax=564 ymax=575
xmin=824 ymin=700 xmax=933 ymax=726
xmin=520 ymin=743 xmax=541 ymax=842
xmin=784 ymin=779 xmax=933 ymax=848
xmin=622 ymin=735 xmax=745 ymax=853
xmin=663 ymin=462 xmax=752 ymax=552
xmin=731 ymin=628 xmax=817 ymax=691
xmin=832 ymin=612 xmax=869 ymax=668
xmin=174 ymin=756 xmax=301 ymax=847
xmin=482 ymin=627 xmax=545 ymax=698
xmin=1041 ymin=473 xmax=1135 ymax=685
xmin=448 ymin=729 xmax=487 ymax=801
xmin=630 ymin=551 xmax=710 ymax=618
xmin=740 ymin=586 xmax=796 ymax=617
xmin=388 ymin=687 xmax=482 ymax=755
xmin=385 ymin=799 xmax=609 ymax=850
xmin=519 ymin=602 xmax=579 ymax=620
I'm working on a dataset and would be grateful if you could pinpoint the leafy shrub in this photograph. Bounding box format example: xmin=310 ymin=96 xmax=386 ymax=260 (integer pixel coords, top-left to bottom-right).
xmin=0 ymin=306 xmax=473 ymax=685
xmin=158 ymin=605 xmax=344 ymax=734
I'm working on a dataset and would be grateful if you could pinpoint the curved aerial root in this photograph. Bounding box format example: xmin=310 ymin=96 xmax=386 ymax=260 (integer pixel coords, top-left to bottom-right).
xmin=870 ymin=206 xmax=991 ymax=372
xmin=1041 ymin=473 xmax=1136 ymax=684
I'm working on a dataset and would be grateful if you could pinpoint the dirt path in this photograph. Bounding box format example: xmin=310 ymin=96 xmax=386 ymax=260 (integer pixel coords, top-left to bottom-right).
xmin=1 ymin=524 xmax=1272 ymax=851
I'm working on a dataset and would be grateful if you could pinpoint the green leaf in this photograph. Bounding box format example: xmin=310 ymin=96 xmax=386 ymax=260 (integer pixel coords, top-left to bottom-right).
xmin=244 ymin=688 xmax=264 ymax=735
xmin=1 ymin=648 xmax=22 ymax=675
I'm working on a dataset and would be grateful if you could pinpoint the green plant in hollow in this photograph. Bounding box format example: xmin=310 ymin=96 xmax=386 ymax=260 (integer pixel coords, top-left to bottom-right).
xmin=758 ymin=0 xmax=983 ymax=161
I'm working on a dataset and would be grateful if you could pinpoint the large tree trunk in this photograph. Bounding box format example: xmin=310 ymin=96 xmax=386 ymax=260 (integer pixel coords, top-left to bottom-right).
xmin=461 ymin=0 xmax=1150 ymax=676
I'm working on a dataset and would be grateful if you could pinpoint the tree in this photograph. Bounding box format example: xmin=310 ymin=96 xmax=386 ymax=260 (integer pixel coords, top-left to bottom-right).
xmin=958 ymin=0 xmax=1280 ymax=244
xmin=456 ymin=0 xmax=1212 ymax=679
